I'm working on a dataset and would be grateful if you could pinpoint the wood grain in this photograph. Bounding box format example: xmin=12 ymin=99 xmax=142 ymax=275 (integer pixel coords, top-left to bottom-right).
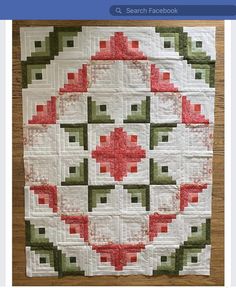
xmin=13 ymin=20 xmax=224 ymax=286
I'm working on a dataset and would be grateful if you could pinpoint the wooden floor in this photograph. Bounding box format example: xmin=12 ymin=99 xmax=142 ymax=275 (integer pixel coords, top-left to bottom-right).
xmin=12 ymin=20 xmax=224 ymax=286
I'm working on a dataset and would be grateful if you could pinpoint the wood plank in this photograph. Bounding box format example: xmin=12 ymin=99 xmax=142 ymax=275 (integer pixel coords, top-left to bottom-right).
xmin=12 ymin=20 xmax=224 ymax=286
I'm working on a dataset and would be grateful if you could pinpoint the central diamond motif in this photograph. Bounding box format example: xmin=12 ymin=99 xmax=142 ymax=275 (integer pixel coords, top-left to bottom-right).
xmin=92 ymin=127 xmax=146 ymax=181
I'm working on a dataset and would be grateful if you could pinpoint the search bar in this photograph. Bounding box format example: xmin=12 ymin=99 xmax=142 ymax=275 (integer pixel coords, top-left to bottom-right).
xmin=110 ymin=5 xmax=236 ymax=16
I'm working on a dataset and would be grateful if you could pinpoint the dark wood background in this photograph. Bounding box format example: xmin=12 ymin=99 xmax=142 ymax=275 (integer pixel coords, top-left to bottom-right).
xmin=13 ymin=20 xmax=224 ymax=286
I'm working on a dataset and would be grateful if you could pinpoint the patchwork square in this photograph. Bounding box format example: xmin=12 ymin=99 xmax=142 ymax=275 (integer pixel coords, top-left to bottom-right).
xmin=21 ymin=26 xmax=215 ymax=277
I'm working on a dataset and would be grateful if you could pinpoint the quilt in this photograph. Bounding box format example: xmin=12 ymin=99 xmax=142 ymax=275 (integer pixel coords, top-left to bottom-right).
xmin=21 ymin=26 xmax=215 ymax=277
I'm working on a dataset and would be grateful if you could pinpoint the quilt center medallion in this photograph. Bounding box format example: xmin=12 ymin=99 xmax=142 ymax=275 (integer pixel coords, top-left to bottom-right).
xmin=92 ymin=128 xmax=146 ymax=181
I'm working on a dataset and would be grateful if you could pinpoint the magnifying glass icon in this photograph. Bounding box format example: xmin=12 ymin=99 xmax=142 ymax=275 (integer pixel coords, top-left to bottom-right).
xmin=115 ymin=7 xmax=122 ymax=14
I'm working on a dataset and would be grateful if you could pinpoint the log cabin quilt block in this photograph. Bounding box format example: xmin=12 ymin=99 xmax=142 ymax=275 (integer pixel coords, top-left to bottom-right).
xmin=21 ymin=26 xmax=215 ymax=277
